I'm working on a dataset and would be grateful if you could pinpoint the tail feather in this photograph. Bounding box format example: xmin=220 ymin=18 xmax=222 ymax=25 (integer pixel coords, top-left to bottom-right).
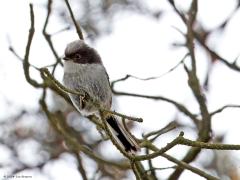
xmin=106 ymin=116 xmax=139 ymax=153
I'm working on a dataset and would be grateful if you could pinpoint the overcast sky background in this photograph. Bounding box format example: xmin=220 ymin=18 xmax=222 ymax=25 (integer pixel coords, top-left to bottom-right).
xmin=1 ymin=0 xmax=240 ymax=179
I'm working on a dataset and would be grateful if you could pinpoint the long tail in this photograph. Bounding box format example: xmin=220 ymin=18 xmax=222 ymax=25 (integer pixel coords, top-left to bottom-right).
xmin=106 ymin=116 xmax=139 ymax=153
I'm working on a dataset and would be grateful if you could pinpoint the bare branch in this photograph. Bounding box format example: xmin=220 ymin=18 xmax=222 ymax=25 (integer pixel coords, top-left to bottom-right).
xmin=145 ymin=140 xmax=219 ymax=179
xmin=64 ymin=0 xmax=84 ymax=40
xmin=136 ymin=132 xmax=184 ymax=161
xmin=16 ymin=1 xmax=240 ymax=179
xmin=168 ymin=0 xmax=213 ymax=178
xmin=210 ymin=105 xmax=240 ymax=116
xmin=111 ymin=53 xmax=189 ymax=88
xmin=73 ymin=152 xmax=88 ymax=180
xmin=143 ymin=121 xmax=177 ymax=142
xmin=23 ymin=4 xmax=44 ymax=88
xmin=178 ymin=137 xmax=240 ymax=150
xmin=42 ymin=0 xmax=63 ymax=74
xmin=9 ymin=45 xmax=39 ymax=70
xmin=162 ymin=153 xmax=219 ymax=180
xmin=195 ymin=32 xmax=240 ymax=71
xmin=112 ymin=90 xmax=199 ymax=125
xmin=39 ymin=95 xmax=130 ymax=169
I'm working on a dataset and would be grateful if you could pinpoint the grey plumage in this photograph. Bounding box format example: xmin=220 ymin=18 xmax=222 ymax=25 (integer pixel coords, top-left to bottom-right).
xmin=64 ymin=40 xmax=87 ymax=56
xmin=63 ymin=61 xmax=112 ymax=116
xmin=63 ymin=40 xmax=139 ymax=153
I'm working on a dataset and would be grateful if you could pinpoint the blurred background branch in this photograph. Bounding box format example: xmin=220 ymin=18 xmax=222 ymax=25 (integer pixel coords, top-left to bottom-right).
xmin=1 ymin=0 xmax=240 ymax=179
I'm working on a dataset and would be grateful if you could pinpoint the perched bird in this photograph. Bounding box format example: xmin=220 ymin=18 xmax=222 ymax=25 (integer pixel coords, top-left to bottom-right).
xmin=63 ymin=40 xmax=139 ymax=153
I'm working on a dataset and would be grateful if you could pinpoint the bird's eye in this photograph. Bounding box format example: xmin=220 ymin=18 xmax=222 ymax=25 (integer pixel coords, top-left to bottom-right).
xmin=75 ymin=54 xmax=81 ymax=59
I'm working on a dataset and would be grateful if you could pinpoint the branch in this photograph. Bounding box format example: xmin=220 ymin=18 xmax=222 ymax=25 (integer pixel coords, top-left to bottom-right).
xmin=40 ymin=68 xmax=86 ymax=96
xmin=9 ymin=45 xmax=39 ymax=70
xmin=138 ymin=131 xmax=240 ymax=162
xmin=178 ymin=137 xmax=240 ymax=150
xmin=145 ymin=148 xmax=158 ymax=180
xmin=42 ymin=0 xmax=63 ymax=74
xmin=143 ymin=121 xmax=177 ymax=142
xmin=112 ymin=90 xmax=199 ymax=125
xmin=41 ymin=67 xmax=142 ymax=127
xmin=194 ymin=31 xmax=240 ymax=72
xmin=162 ymin=153 xmax=219 ymax=180
xmin=144 ymin=166 xmax=177 ymax=173
xmin=169 ymin=1 xmax=213 ymax=178
xmin=99 ymin=111 xmax=133 ymax=159
xmin=103 ymin=109 xmax=143 ymax=123
xmin=73 ymin=152 xmax=88 ymax=180
xmin=210 ymin=105 xmax=240 ymax=116
xmin=145 ymin=140 xmax=219 ymax=180
xmin=135 ymin=132 xmax=184 ymax=161
xmin=131 ymin=161 xmax=141 ymax=180
xmin=169 ymin=0 xmax=240 ymax=72
xmin=111 ymin=53 xmax=189 ymax=89
xmin=23 ymin=4 xmax=44 ymax=88
xmin=64 ymin=0 xmax=84 ymax=40
xmin=39 ymin=94 xmax=130 ymax=169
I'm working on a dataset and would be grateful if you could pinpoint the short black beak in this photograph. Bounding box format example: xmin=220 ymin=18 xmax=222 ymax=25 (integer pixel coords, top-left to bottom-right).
xmin=63 ymin=56 xmax=70 ymax=61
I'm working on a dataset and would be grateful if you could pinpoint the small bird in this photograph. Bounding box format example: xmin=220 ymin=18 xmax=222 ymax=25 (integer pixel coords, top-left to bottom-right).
xmin=63 ymin=40 xmax=139 ymax=153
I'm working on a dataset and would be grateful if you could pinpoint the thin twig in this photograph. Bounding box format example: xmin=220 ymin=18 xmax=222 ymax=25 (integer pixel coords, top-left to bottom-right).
xmin=145 ymin=148 xmax=158 ymax=180
xmin=73 ymin=152 xmax=88 ymax=180
xmin=135 ymin=132 xmax=184 ymax=161
xmin=169 ymin=1 xmax=212 ymax=178
xmin=144 ymin=166 xmax=177 ymax=173
xmin=9 ymin=45 xmax=39 ymax=70
xmin=143 ymin=121 xmax=177 ymax=142
xmin=40 ymin=68 xmax=86 ymax=96
xmin=145 ymin=140 xmax=219 ymax=179
xmin=98 ymin=110 xmax=133 ymax=159
xmin=64 ymin=0 xmax=84 ymax=40
xmin=210 ymin=105 xmax=240 ymax=116
xmin=111 ymin=53 xmax=189 ymax=89
xmin=162 ymin=153 xmax=219 ymax=180
xmin=50 ymin=26 xmax=71 ymax=36
xmin=23 ymin=4 xmax=44 ymax=88
xmin=103 ymin=109 xmax=143 ymax=122
xmin=41 ymin=68 xmax=142 ymax=126
xmin=39 ymin=96 xmax=130 ymax=169
xmin=194 ymin=31 xmax=240 ymax=72
xmin=130 ymin=161 xmax=141 ymax=180
xmin=169 ymin=0 xmax=240 ymax=72
xmin=178 ymin=137 xmax=240 ymax=150
xmin=42 ymin=0 xmax=63 ymax=75
xmin=112 ymin=90 xmax=199 ymax=125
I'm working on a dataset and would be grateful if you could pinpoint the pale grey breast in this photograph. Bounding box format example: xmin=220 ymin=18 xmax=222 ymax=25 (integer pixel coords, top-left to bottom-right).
xmin=63 ymin=61 xmax=112 ymax=115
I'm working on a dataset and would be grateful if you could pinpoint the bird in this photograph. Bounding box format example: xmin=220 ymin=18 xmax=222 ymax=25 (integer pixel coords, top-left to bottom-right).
xmin=62 ymin=39 xmax=139 ymax=153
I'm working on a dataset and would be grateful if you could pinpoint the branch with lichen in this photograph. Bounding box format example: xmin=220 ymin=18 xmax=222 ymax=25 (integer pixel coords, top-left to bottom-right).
xmin=19 ymin=1 xmax=240 ymax=180
xmin=145 ymin=142 xmax=219 ymax=180
xmin=39 ymin=90 xmax=130 ymax=169
xmin=168 ymin=0 xmax=213 ymax=178
xmin=41 ymin=66 xmax=240 ymax=178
